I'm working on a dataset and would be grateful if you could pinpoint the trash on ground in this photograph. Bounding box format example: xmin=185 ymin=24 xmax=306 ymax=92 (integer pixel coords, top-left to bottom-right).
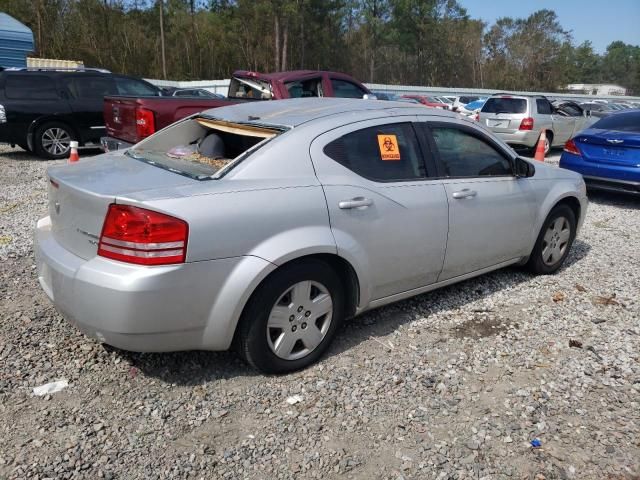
xmin=569 ymin=339 xmax=583 ymax=349
xmin=33 ymin=379 xmax=68 ymax=396
xmin=286 ymin=394 xmax=304 ymax=405
xmin=530 ymin=438 xmax=542 ymax=448
xmin=552 ymin=291 xmax=565 ymax=302
xmin=592 ymin=294 xmax=620 ymax=306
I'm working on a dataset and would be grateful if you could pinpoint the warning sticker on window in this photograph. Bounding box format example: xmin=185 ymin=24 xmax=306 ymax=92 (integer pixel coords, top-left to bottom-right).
xmin=377 ymin=134 xmax=401 ymax=161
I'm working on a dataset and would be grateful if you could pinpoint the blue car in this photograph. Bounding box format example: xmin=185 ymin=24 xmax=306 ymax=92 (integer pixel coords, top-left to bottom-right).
xmin=559 ymin=110 xmax=640 ymax=195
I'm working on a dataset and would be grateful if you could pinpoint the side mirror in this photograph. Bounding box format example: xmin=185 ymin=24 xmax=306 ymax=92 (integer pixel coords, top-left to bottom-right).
xmin=585 ymin=110 xmax=592 ymax=117
xmin=362 ymin=94 xmax=377 ymax=100
xmin=515 ymin=157 xmax=535 ymax=178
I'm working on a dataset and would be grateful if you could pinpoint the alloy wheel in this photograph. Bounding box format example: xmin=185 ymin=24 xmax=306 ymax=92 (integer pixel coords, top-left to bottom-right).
xmin=41 ymin=127 xmax=71 ymax=156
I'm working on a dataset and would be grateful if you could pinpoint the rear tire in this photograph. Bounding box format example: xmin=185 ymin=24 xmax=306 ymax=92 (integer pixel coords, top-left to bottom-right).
xmin=236 ymin=259 xmax=345 ymax=374
xmin=527 ymin=204 xmax=576 ymax=274
xmin=34 ymin=121 xmax=75 ymax=160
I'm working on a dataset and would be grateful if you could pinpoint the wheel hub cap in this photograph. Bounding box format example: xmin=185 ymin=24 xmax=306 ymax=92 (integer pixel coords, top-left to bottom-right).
xmin=541 ymin=216 xmax=571 ymax=266
xmin=266 ymin=280 xmax=333 ymax=361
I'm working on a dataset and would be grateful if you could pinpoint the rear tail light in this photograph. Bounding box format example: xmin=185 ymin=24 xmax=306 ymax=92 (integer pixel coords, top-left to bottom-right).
xmin=98 ymin=204 xmax=188 ymax=265
xmin=563 ymin=138 xmax=581 ymax=156
xmin=135 ymin=107 xmax=155 ymax=139
xmin=519 ymin=117 xmax=534 ymax=130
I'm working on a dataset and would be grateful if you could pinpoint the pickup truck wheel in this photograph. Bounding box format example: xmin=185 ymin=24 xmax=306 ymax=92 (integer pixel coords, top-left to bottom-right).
xmin=527 ymin=204 xmax=576 ymax=274
xmin=237 ymin=259 xmax=344 ymax=374
xmin=34 ymin=122 xmax=75 ymax=159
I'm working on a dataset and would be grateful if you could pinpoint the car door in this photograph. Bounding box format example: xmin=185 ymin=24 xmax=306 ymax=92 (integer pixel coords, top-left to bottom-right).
xmin=545 ymin=100 xmax=574 ymax=145
xmin=310 ymin=117 xmax=448 ymax=302
xmin=422 ymin=121 xmax=537 ymax=281
xmin=61 ymin=74 xmax=117 ymax=143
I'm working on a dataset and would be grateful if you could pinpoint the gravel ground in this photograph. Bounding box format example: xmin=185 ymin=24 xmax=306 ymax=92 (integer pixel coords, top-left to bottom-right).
xmin=0 ymin=145 xmax=638 ymax=480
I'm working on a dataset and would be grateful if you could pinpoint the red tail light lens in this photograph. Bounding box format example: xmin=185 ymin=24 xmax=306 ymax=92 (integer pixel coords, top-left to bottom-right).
xmin=135 ymin=107 xmax=155 ymax=139
xmin=563 ymin=138 xmax=581 ymax=156
xmin=98 ymin=204 xmax=188 ymax=265
xmin=519 ymin=117 xmax=534 ymax=130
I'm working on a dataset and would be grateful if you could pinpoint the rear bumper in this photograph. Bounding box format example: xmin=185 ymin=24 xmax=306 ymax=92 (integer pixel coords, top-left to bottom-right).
xmin=492 ymin=130 xmax=539 ymax=148
xmin=583 ymin=175 xmax=640 ymax=195
xmin=100 ymin=136 xmax=133 ymax=153
xmin=35 ymin=215 xmax=273 ymax=352
xmin=560 ymin=152 xmax=640 ymax=195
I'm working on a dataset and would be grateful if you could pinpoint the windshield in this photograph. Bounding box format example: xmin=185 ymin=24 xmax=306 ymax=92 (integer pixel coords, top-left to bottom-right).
xmin=482 ymin=97 xmax=527 ymax=114
xmin=128 ymin=117 xmax=282 ymax=180
xmin=592 ymin=112 xmax=640 ymax=133
xmin=228 ymin=76 xmax=273 ymax=99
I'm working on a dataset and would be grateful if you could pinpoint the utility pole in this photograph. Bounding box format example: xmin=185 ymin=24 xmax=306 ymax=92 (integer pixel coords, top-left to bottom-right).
xmin=159 ymin=0 xmax=167 ymax=79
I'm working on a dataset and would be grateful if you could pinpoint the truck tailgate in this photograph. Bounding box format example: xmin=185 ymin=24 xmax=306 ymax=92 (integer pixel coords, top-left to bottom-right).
xmin=104 ymin=96 xmax=245 ymax=147
xmin=104 ymin=96 xmax=140 ymax=145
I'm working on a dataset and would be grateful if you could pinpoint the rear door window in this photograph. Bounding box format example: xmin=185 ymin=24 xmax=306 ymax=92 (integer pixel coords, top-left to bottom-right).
xmin=482 ymin=98 xmax=527 ymax=114
xmin=536 ymin=99 xmax=552 ymax=114
xmin=330 ymin=79 xmax=367 ymax=98
xmin=64 ymin=76 xmax=117 ymax=99
xmin=430 ymin=126 xmax=513 ymax=177
xmin=323 ymin=123 xmax=426 ymax=181
xmin=5 ymin=74 xmax=58 ymax=100
xmin=115 ymin=77 xmax=159 ymax=96
xmin=285 ymin=78 xmax=323 ymax=98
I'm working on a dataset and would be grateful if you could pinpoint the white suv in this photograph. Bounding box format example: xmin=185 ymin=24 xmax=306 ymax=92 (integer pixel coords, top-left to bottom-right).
xmin=478 ymin=95 xmax=592 ymax=154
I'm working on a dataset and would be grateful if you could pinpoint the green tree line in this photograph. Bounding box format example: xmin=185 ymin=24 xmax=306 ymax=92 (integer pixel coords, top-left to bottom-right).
xmin=2 ymin=0 xmax=639 ymax=93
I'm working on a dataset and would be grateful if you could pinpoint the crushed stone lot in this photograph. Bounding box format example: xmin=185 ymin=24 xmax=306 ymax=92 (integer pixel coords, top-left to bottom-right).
xmin=0 ymin=145 xmax=638 ymax=480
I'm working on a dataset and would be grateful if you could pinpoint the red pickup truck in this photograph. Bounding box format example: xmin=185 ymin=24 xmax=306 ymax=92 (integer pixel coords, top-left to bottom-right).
xmin=102 ymin=70 xmax=372 ymax=151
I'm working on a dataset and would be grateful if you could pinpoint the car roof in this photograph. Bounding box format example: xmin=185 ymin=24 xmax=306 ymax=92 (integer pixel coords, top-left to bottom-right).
xmin=202 ymin=97 xmax=458 ymax=128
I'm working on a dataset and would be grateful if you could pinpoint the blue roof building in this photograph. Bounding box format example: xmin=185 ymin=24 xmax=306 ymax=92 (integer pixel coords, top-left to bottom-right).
xmin=0 ymin=13 xmax=34 ymax=68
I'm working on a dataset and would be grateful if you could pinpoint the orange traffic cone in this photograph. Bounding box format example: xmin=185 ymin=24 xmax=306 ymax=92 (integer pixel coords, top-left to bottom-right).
xmin=68 ymin=141 xmax=79 ymax=163
xmin=534 ymin=131 xmax=546 ymax=162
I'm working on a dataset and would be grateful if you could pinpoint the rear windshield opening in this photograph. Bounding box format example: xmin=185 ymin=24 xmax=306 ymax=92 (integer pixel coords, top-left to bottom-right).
xmin=482 ymin=98 xmax=527 ymax=114
xmin=127 ymin=117 xmax=282 ymax=180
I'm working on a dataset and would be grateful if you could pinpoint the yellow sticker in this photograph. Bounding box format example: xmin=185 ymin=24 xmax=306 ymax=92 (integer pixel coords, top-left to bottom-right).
xmin=377 ymin=134 xmax=401 ymax=161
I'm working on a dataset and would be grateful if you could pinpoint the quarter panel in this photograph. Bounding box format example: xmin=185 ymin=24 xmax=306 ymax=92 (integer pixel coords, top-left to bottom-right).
xmin=140 ymin=184 xmax=333 ymax=263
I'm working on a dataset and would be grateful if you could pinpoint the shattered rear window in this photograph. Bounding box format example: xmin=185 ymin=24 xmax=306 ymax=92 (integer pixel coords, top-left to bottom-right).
xmin=127 ymin=118 xmax=282 ymax=180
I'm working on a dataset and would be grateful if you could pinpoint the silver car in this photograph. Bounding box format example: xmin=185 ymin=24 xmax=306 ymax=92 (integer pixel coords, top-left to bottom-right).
xmin=35 ymin=98 xmax=587 ymax=373
xmin=479 ymin=95 xmax=594 ymax=154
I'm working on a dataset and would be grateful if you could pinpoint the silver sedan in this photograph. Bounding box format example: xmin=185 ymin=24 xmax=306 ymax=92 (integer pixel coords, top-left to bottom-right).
xmin=35 ymin=98 xmax=588 ymax=373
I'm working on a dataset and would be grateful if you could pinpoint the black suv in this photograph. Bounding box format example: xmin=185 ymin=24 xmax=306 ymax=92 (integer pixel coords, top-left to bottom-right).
xmin=0 ymin=68 xmax=160 ymax=159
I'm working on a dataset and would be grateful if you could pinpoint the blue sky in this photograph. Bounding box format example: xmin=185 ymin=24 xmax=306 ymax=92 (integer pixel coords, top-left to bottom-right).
xmin=459 ymin=0 xmax=640 ymax=53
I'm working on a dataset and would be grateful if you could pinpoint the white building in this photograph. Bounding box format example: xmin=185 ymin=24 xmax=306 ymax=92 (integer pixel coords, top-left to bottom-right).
xmin=566 ymin=83 xmax=627 ymax=96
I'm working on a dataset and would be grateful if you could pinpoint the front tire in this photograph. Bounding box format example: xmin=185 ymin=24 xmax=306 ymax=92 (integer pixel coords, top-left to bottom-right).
xmin=237 ymin=259 xmax=345 ymax=374
xmin=527 ymin=204 xmax=576 ymax=274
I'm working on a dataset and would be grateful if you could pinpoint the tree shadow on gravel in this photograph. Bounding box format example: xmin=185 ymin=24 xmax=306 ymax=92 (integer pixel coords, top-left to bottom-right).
xmin=112 ymin=239 xmax=590 ymax=385
xmin=587 ymin=190 xmax=640 ymax=210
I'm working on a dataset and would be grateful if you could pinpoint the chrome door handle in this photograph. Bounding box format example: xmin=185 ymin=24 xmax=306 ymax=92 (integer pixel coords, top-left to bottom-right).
xmin=452 ymin=189 xmax=477 ymax=199
xmin=338 ymin=197 xmax=373 ymax=209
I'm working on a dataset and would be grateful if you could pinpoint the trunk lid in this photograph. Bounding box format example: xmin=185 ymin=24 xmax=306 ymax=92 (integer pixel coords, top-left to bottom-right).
xmin=47 ymin=154 xmax=194 ymax=260
xmin=574 ymin=129 xmax=640 ymax=166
